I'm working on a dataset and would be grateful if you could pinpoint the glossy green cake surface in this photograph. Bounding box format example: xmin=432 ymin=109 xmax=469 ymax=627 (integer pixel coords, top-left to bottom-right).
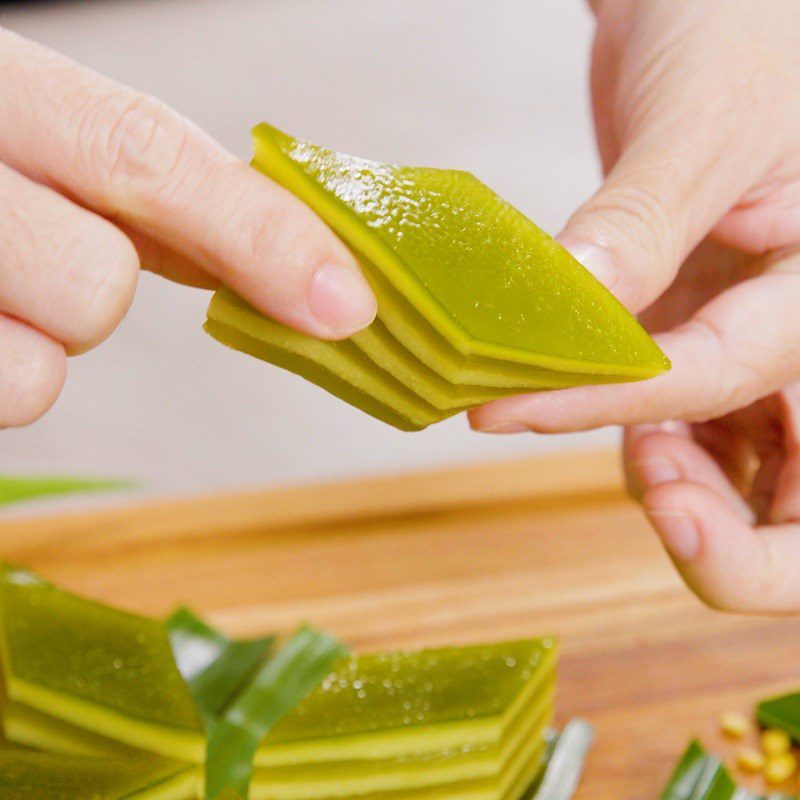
xmin=0 ymin=566 xmax=202 ymax=733
xmin=252 ymin=123 xmax=668 ymax=375
xmin=264 ymin=638 xmax=556 ymax=745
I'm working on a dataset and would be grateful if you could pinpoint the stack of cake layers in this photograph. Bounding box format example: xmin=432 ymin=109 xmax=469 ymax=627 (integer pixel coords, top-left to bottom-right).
xmin=0 ymin=565 xmax=557 ymax=800
xmin=206 ymin=124 xmax=669 ymax=431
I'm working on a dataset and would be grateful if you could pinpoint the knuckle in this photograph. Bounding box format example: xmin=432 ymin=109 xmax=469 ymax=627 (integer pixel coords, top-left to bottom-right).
xmin=78 ymin=91 xmax=190 ymax=211
xmin=69 ymin=222 xmax=139 ymax=349
xmin=588 ymin=181 xmax=675 ymax=260
xmin=3 ymin=338 xmax=66 ymax=427
xmin=237 ymin=189 xmax=323 ymax=281
xmin=689 ymin=316 xmax=774 ymax=418
xmin=241 ymin=202 xmax=287 ymax=270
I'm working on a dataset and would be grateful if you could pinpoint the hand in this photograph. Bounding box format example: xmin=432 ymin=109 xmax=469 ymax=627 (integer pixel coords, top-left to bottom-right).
xmin=0 ymin=27 xmax=376 ymax=427
xmin=469 ymin=1 xmax=800 ymax=611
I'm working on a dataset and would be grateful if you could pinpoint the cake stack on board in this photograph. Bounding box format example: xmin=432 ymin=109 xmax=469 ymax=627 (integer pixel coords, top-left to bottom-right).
xmin=0 ymin=566 xmax=558 ymax=800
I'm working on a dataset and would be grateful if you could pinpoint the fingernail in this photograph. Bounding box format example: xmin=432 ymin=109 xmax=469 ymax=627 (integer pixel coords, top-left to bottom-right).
xmin=632 ymin=456 xmax=681 ymax=488
xmin=477 ymin=420 xmax=529 ymax=434
xmin=559 ymin=240 xmax=618 ymax=292
xmin=646 ymin=510 xmax=701 ymax=561
xmin=309 ymin=262 xmax=377 ymax=336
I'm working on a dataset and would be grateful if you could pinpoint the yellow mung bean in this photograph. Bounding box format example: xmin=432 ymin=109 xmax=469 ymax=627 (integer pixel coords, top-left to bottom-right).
xmin=736 ymin=748 xmax=766 ymax=773
xmin=764 ymin=753 xmax=797 ymax=785
xmin=761 ymin=729 xmax=791 ymax=757
xmin=720 ymin=712 xmax=749 ymax=738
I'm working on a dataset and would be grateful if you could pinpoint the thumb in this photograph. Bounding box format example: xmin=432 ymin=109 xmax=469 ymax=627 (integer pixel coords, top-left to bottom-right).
xmin=558 ymin=24 xmax=789 ymax=312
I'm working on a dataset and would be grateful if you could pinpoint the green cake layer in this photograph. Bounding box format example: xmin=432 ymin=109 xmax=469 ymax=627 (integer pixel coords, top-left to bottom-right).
xmin=0 ymin=747 xmax=200 ymax=800
xmin=251 ymin=680 xmax=554 ymax=799
xmin=0 ymin=565 xmax=205 ymax=762
xmin=256 ymin=638 xmax=557 ymax=765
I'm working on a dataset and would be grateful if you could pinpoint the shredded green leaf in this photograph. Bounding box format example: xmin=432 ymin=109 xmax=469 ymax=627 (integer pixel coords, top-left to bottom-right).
xmin=0 ymin=476 xmax=133 ymax=507
xmin=167 ymin=608 xmax=274 ymax=723
xmin=661 ymin=741 xmax=794 ymax=800
xmin=203 ymin=625 xmax=347 ymax=800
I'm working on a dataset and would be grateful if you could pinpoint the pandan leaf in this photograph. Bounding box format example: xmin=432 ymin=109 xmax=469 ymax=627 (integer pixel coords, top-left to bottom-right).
xmin=528 ymin=719 xmax=594 ymax=800
xmin=204 ymin=626 xmax=347 ymax=800
xmin=167 ymin=608 xmax=274 ymax=722
xmin=758 ymin=692 xmax=800 ymax=743
xmin=0 ymin=476 xmax=134 ymax=507
xmin=660 ymin=741 xmax=794 ymax=800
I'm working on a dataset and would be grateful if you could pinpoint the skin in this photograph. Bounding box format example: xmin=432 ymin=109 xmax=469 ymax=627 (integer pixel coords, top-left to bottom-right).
xmin=0 ymin=26 xmax=377 ymax=426
xmin=470 ymin=0 xmax=800 ymax=613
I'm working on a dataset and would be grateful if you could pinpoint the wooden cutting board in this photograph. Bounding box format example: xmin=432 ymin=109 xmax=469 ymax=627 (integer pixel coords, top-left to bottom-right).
xmin=0 ymin=448 xmax=798 ymax=799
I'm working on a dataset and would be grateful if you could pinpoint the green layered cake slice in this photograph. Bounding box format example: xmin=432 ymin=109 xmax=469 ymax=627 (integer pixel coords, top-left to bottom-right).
xmin=249 ymin=638 xmax=557 ymax=800
xmin=248 ymin=124 xmax=666 ymax=379
xmin=0 ymin=565 xmax=205 ymax=762
xmin=206 ymin=294 xmax=442 ymax=431
xmin=250 ymin=681 xmax=553 ymax=799
xmin=205 ymin=124 xmax=669 ymax=431
xmin=0 ymin=747 xmax=201 ymax=800
xmin=0 ymin=567 xmax=558 ymax=800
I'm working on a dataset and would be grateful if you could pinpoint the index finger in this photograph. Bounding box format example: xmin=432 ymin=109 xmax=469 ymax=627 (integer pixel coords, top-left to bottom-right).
xmin=0 ymin=28 xmax=376 ymax=340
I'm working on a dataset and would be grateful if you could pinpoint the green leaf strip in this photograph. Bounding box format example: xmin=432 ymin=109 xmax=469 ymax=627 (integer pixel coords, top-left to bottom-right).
xmin=167 ymin=608 xmax=274 ymax=723
xmin=758 ymin=692 xmax=800 ymax=744
xmin=0 ymin=476 xmax=134 ymax=507
xmin=204 ymin=626 xmax=347 ymax=800
xmin=528 ymin=719 xmax=594 ymax=800
xmin=660 ymin=741 xmax=795 ymax=800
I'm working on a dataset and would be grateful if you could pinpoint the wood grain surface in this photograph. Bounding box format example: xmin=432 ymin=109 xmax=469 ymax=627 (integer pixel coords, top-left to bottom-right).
xmin=0 ymin=448 xmax=798 ymax=799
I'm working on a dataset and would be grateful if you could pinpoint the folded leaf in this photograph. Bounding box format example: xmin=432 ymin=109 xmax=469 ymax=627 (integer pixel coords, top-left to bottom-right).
xmin=526 ymin=719 xmax=594 ymax=800
xmin=205 ymin=626 xmax=347 ymax=800
xmin=167 ymin=608 xmax=274 ymax=722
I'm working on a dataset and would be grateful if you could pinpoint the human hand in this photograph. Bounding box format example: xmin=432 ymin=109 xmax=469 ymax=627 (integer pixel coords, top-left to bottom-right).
xmin=469 ymin=1 xmax=800 ymax=611
xmin=0 ymin=27 xmax=376 ymax=427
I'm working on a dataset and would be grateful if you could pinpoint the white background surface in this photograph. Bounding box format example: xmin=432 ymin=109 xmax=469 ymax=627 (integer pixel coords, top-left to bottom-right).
xmin=0 ymin=0 xmax=617 ymax=501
